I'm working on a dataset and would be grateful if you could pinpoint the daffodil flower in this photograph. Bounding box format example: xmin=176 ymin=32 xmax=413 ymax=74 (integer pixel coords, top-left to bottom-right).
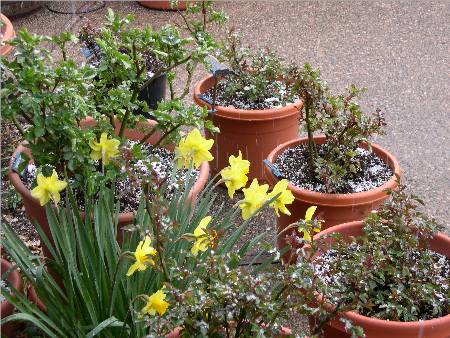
xmin=220 ymin=151 xmax=250 ymax=198
xmin=89 ymin=132 xmax=120 ymax=165
xmin=240 ymin=179 xmax=269 ymax=220
xmin=30 ymin=170 xmax=67 ymax=206
xmin=191 ymin=216 xmax=215 ymax=255
xmin=141 ymin=289 xmax=169 ymax=316
xmin=267 ymin=179 xmax=295 ymax=217
xmin=298 ymin=206 xmax=321 ymax=241
xmin=127 ymin=235 xmax=157 ymax=277
xmin=175 ymin=129 xmax=214 ymax=169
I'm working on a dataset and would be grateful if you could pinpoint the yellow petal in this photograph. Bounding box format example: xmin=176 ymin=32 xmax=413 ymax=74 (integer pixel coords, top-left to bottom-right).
xmin=126 ymin=261 xmax=141 ymax=277
xmin=31 ymin=186 xmax=50 ymax=206
xmin=51 ymin=191 xmax=61 ymax=205
xmin=90 ymin=151 xmax=102 ymax=161
xmin=305 ymin=206 xmax=317 ymax=221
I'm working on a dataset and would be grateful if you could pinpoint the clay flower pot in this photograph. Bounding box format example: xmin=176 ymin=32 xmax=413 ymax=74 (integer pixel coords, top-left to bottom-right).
xmin=1 ymin=258 xmax=23 ymax=337
xmin=138 ymin=1 xmax=189 ymax=11
xmin=264 ymin=136 xmax=400 ymax=255
xmin=8 ymin=118 xmax=210 ymax=259
xmin=194 ymin=75 xmax=303 ymax=183
xmin=310 ymin=221 xmax=450 ymax=338
xmin=0 ymin=14 xmax=16 ymax=56
xmin=27 ymin=285 xmax=46 ymax=312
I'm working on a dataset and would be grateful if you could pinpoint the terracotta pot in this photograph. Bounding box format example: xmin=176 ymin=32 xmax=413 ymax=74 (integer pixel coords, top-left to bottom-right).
xmin=310 ymin=221 xmax=450 ymax=338
xmin=27 ymin=285 xmax=46 ymax=312
xmin=8 ymin=118 xmax=210 ymax=257
xmin=264 ymin=136 xmax=401 ymax=258
xmin=138 ymin=1 xmax=189 ymax=11
xmin=167 ymin=325 xmax=293 ymax=337
xmin=0 ymin=14 xmax=16 ymax=56
xmin=194 ymin=75 xmax=303 ymax=183
xmin=1 ymin=258 xmax=23 ymax=337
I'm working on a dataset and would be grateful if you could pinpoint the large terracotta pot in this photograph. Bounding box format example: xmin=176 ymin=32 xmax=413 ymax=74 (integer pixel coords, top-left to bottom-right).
xmin=0 ymin=14 xmax=16 ymax=55
xmin=194 ymin=75 xmax=303 ymax=183
xmin=1 ymin=258 xmax=23 ymax=337
xmin=138 ymin=1 xmax=189 ymax=10
xmin=264 ymin=136 xmax=401 ymax=256
xmin=8 ymin=118 xmax=210 ymax=258
xmin=310 ymin=221 xmax=450 ymax=338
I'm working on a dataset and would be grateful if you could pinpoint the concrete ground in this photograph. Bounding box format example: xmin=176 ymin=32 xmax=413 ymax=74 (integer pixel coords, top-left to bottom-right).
xmin=3 ymin=0 xmax=449 ymax=335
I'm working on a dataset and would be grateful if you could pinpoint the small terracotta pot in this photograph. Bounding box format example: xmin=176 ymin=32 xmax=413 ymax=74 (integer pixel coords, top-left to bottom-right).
xmin=310 ymin=221 xmax=450 ymax=338
xmin=0 ymin=14 xmax=16 ymax=56
xmin=1 ymin=258 xmax=23 ymax=337
xmin=138 ymin=1 xmax=189 ymax=11
xmin=194 ymin=75 xmax=303 ymax=183
xmin=8 ymin=118 xmax=210 ymax=258
xmin=167 ymin=325 xmax=293 ymax=337
xmin=264 ymin=136 xmax=401 ymax=258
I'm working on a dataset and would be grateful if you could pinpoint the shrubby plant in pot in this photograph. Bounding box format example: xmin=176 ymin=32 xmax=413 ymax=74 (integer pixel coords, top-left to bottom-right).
xmin=1 ymin=144 xmax=339 ymax=337
xmin=264 ymin=64 xmax=400 ymax=253
xmin=79 ymin=4 xmax=226 ymax=118
xmin=1 ymin=26 xmax=214 ymax=260
xmin=194 ymin=31 xmax=303 ymax=182
xmin=304 ymin=186 xmax=450 ymax=338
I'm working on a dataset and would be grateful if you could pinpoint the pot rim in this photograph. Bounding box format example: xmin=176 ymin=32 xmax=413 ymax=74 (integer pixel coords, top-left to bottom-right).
xmin=1 ymin=258 xmax=23 ymax=318
xmin=8 ymin=118 xmax=210 ymax=221
xmin=193 ymin=75 xmax=303 ymax=121
xmin=312 ymin=220 xmax=450 ymax=329
xmin=265 ymin=136 xmax=401 ymax=207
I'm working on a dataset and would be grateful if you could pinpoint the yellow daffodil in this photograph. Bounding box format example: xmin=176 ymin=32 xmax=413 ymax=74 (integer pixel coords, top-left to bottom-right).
xmin=240 ymin=179 xmax=269 ymax=220
xmin=127 ymin=235 xmax=157 ymax=277
xmin=191 ymin=216 xmax=215 ymax=255
xmin=267 ymin=179 xmax=295 ymax=217
xmin=220 ymin=151 xmax=250 ymax=198
xmin=30 ymin=170 xmax=67 ymax=206
xmin=299 ymin=206 xmax=321 ymax=242
xmin=141 ymin=289 xmax=169 ymax=316
xmin=89 ymin=132 xmax=120 ymax=165
xmin=175 ymin=129 xmax=214 ymax=169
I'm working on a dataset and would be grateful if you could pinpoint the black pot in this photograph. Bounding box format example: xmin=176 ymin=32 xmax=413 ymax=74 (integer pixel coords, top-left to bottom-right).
xmin=1 ymin=1 xmax=41 ymax=18
xmin=81 ymin=47 xmax=166 ymax=119
xmin=136 ymin=73 xmax=167 ymax=118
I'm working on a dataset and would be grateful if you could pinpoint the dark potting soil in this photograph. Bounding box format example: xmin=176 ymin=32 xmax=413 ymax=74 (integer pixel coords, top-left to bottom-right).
xmin=274 ymin=144 xmax=393 ymax=194
xmin=21 ymin=147 xmax=198 ymax=213
xmin=313 ymin=244 xmax=450 ymax=320
xmin=201 ymin=81 xmax=296 ymax=110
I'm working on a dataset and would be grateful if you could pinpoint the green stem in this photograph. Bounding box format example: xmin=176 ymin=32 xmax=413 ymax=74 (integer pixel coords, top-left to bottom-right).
xmin=305 ymin=100 xmax=317 ymax=172
xmin=11 ymin=116 xmax=26 ymax=138
xmin=142 ymin=123 xmax=182 ymax=150
xmin=145 ymin=192 xmax=170 ymax=282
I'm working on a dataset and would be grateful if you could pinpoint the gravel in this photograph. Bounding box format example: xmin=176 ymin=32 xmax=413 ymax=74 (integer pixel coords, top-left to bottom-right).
xmin=202 ymin=80 xmax=295 ymax=110
xmin=274 ymin=144 xmax=393 ymax=193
